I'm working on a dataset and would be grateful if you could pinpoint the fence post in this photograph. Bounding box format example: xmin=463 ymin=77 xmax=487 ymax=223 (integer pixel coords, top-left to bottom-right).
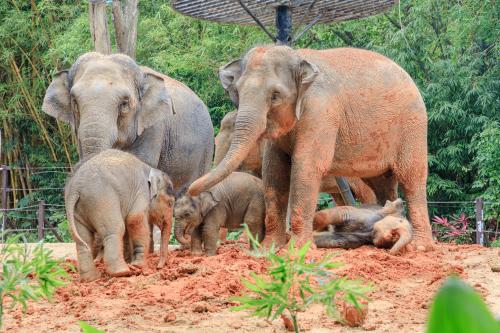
xmin=38 ymin=200 xmax=45 ymax=241
xmin=475 ymin=197 xmax=484 ymax=246
xmin=1 ymin=165 xmax=9 ymax=243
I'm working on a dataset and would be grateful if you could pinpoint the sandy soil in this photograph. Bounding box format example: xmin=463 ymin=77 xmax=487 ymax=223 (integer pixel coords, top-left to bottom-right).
xmin=2 ymin=241 xmax=499 ymax=333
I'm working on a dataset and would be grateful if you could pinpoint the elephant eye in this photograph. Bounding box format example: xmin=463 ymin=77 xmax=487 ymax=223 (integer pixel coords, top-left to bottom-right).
xmin=119 ymin=98 xmax=129 ymax=114
xmin=271 ymin=91 xmax=280 ymax=103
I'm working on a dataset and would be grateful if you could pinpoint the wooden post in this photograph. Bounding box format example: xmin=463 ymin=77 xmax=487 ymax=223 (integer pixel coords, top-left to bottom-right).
xmin=1 ymin=165 xmax=9 ymax=242
xmin=276 ymin=5 xmax=293 ymax=45
xmin=475 ymin=198 xmax=484 ymax=245
xmin=112 ymin=0 xmax=139 ymax=59
xmin=37 ymin=200 xmax=45 ymax=241
xmin=89 ymin=0 xmax=112 ymax=54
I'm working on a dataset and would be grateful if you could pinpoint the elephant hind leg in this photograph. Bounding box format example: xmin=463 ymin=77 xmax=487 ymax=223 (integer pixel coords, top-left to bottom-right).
xmin=75 ymin=223 xmax=101 ymax=282
xmin=347 ymin=177 xmax=377 ymax=205
xmin=243 ymin=196 xmax=266 ymax=247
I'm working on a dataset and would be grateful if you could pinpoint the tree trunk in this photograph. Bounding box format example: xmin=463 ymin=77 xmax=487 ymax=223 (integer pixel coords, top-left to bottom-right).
xmin=112 ymin=0 xmax=138 ymax=59
xmin=88 ymin=0 xmax=111 ymax=54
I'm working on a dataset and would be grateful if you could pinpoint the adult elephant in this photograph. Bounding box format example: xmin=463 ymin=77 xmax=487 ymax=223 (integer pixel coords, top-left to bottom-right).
xmin=43 ymin=52 xmax=214 ymax=196
xmin=189 ymin=45 xmax=433 ymax=251
xmin=214 ymin=111 xmax=377 ymax=205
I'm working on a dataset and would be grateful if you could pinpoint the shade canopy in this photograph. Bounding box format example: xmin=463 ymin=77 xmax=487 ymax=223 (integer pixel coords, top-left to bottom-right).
xmin=171 ymin=1 xmax=397 ymax=26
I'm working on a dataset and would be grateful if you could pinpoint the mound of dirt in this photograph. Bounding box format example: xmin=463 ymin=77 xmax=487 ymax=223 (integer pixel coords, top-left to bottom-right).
xmin=2 ymin=242 xmax=499 ymax=332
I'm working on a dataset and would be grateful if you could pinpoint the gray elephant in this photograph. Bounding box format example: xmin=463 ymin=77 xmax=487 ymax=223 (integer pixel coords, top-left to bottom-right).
xmin=214 ymin=111 xmax=378 ymax=205
xmin=65 ymin=149 xmax=175 ymax=282
xmin=43 ymin=52 xmax=214 ymax=196
xmin=174 ymin=172 xmax=265 ymax=256
xmin=189 ymin=45 xmax=432 ymax=251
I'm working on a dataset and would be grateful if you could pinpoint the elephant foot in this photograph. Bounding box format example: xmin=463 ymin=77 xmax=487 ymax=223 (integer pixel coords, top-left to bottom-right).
xmin=290 ymin=234 xmax=317 ymax=250
xmin=191 ymin=250 xmax=204 ymax=256
xmin=79 ymin=268 xmax=102 ymax=283
xmin=410 ymin=234 xmax=435 ymax=252
xmin=106 ymin=262 xmax=131 ymax=277
xmin=205 ymin=250 xmax=217 ymax=256
xmin=157 ymin=257 xmax=166 ymax=269
xmin=261 ymin=233 xmax=287 ymax=250
xmin=131 ymin=258 xmax=147 ymax=269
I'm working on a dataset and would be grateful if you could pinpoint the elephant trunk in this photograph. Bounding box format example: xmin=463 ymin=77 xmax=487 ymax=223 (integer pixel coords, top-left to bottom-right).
xmin=78 ymin=111 xmax=117 ymax=157
xmin=389 ymin=228 xmax=412 ymax=254
xmin=188 ymin=104 xmax=266 ymax=196
xmin=174 ymin=220 xmax=190 ymax=246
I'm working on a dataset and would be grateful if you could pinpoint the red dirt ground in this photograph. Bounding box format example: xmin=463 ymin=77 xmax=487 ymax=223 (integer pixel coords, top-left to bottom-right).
xmin=2 ymin=241 xmax=499 ymax=333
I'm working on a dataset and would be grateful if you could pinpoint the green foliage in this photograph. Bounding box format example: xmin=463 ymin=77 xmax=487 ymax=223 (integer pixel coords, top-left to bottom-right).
xmin=231 ymin=226 xmax=371 ymax=332
xmin=0 ymin=234 xmax=73 ymax=328
xmin=427 ymin=277 xmax=499 ymax=333
xmin=79 ymin=321 xmax=105 ymax=333
xmin=490 ymin=239 xmax=500 ymax=248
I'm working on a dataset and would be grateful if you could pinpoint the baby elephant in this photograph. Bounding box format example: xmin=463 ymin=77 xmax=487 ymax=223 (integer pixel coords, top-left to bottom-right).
xmin=174 ymin=172 xmax=265 ymax=256
xmin=65 ymin=149 xmax=175 ymax=282
xmin=313 ymin=199 xmax=412 ymax=254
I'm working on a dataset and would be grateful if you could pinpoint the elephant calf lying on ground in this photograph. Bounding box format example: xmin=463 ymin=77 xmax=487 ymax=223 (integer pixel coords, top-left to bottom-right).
xmin=65 ymin=149 xmax=175 ymax=282
xmin=313 ymin=199 xmax=412 ymax=254
xmin=174 ymin=172 xmax=265 ymax=256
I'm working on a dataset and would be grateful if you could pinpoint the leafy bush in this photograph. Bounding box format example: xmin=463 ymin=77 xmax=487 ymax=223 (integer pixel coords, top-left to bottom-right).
xmin=431 ymin=213 xmax=474 ymax=244
xmin=427 ymin=277 xmax=499 ymax=333
xmin=231 ymin=227 xmax=371 ymax=332
xmin=0 ymin=234 xmax=72 ymax=328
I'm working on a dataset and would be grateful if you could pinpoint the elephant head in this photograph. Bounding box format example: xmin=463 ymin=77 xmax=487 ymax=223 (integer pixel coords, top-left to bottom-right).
xmin=188 ymin=45 xmax=318 ymax=195
xmin=173 ymin=191 xmax=220 ymax=246
xmin=147 ymin=169 xmax=175 ymax=268
xmin=42 ymin=52 xmax=174 ymax=157
xmin=214 ymin=111 xmax=237 ymax=167
xmin=372 ymin=216 xmax=413 ymax=254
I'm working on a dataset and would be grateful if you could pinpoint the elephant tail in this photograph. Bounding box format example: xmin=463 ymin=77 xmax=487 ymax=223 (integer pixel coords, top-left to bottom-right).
xmin=65 ymin=189 xmax=90 ymax=251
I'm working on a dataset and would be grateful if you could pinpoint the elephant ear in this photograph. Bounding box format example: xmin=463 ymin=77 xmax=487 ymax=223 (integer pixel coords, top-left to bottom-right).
xmin=42 ymin=70 xmax=73 ymax=124
xmin=199 ymin=191 xmax=221 ymax=217
xmin=148 ymin=168 xmax=165 ymax=200
xmin=138 ymin=70 xmax=175 ymax=136
xmin=295 ymin=59 xmax=319 ymax=120
xmin=219 ymin=59 xmax=242 ymax=107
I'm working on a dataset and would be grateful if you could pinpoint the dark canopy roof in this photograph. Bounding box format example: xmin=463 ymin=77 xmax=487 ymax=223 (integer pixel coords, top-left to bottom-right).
xmin=171 ymin=1 xmax=397 ymax=26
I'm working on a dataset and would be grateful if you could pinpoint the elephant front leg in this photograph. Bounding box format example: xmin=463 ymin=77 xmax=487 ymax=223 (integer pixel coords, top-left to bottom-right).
xmin=289 ymin=141 xmax=334 ymax=247
xmin=202 ymin=210 xmax=227 ymax=256
xmin=289 ymin=167 xmax=322 ymax=247
xmin=261 ymin=141 xmax=291 ymax=248
xmin=126 ymin=212 xmax=151 ymax=268
xmin=190 ymin=225 xmax=204 ymax=255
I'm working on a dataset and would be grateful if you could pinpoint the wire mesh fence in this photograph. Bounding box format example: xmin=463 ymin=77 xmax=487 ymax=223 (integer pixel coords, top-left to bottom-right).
xmin=1 ymin=165 xmax=499 ymax=246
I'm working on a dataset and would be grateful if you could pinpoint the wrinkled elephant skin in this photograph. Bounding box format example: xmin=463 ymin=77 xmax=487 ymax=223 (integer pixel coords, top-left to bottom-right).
xmin=214 ymin=111 xmax=380 ymax=205
xmin=65 ymin=149 xmax=175 ymax=282
xmin=175 ymin=172 xmax=265 ymax=256
xmin=189 ymin=46 xmax=433 ymax=251
xmin=43 ymin=52 xmax=214 ymax=197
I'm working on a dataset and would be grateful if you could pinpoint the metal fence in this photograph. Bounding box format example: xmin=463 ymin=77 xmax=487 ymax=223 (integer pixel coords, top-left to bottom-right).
xmin=1 ymin=164 xmax=499 ymax=245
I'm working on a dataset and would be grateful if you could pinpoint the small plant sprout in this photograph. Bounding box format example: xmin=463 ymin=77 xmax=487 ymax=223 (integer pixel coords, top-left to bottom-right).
xmin=231 ymin=225 xmax=372 ymax=332
xmin=0 ymin=233 xmax=73 ymax=329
